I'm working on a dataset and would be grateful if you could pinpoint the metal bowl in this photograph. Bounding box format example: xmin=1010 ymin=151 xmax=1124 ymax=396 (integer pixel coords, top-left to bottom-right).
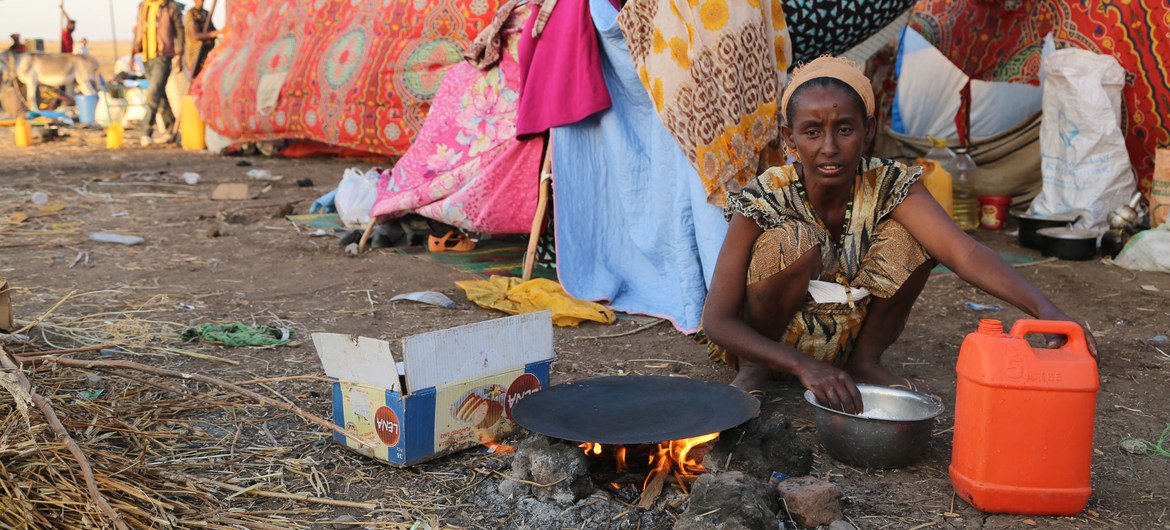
xmin=803 ymin=385 xmax=944 ymax=469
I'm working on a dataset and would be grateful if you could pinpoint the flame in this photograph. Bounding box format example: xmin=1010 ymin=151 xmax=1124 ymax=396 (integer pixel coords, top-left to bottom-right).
xmin=478 ymin=431 xmax=514 ymax=454
xmin=578 ymin=432 xmax=720 ymax=491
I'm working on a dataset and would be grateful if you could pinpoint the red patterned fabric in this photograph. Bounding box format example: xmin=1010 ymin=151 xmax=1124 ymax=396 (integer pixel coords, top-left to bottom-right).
xmin=192 ymin=0 xmax=502 ymax=157
xmin=910 ymin=0 xmax=1170 ymax=193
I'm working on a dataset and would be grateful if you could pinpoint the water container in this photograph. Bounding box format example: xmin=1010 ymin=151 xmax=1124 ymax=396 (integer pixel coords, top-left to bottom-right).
xmin=106 ymin=122 xmax=124 ymax=149
xmin=180 ymin=95 xmax=205 ymax=151
xmin=918 ymin=159 xmax=953 ymax=216
xmin=75 ymin=93 xmax=99 ymax=125
xmin=14 ymin=115 xmax=31 ymax=147
xmin=950 ymin=319 xmax=1099 ymax=515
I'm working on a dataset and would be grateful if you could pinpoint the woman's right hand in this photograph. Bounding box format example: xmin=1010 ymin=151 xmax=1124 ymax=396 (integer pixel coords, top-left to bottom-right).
xmin=797 ymin=359 xmax=863 ymax=414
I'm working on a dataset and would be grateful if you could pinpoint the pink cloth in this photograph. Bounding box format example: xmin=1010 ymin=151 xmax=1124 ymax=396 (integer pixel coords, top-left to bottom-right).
xmin=515 ymin=0 xmax=611 ymax=136
xmin=370 ymin=15 xmax=544 ymax=235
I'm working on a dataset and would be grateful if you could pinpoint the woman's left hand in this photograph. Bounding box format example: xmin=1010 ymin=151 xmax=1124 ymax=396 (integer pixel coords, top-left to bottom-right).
xmin=1037 ymin=307 xmax=1099 ymax=360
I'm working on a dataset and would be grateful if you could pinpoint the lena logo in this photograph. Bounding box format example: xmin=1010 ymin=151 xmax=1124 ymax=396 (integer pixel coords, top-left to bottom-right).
xmin=504 ymin=374 xmax=541 ymax=420
xmin=373 ymin=406 xmax=400 ymax=446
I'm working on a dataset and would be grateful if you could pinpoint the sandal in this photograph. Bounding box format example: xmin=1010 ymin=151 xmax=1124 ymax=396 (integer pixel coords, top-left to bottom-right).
xmin=428 ymin=231 xmax=477 ymax=253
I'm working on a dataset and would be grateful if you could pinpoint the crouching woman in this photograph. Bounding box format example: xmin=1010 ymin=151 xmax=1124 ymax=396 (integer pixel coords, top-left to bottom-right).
xmin=700 ymin=56 xmax=1095 ymax=414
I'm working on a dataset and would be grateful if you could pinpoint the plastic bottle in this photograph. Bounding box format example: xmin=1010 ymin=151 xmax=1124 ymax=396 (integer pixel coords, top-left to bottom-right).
xmin=14 ymin=116 xmax=32 ymax=147
xmin=923 ymin=137 xmax=958 ymax=175
xmin=951 ymin=147 xmax=981 ymax=230
xmin=950 ymin=319 xmax=1098 ymax=515
xmin=917 ymin=159 xmax=953 ymax=216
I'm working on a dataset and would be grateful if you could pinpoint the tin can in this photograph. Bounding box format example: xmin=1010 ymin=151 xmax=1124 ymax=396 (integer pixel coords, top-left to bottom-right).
xmin=978 ymin=195 xmax=1011 ymax=230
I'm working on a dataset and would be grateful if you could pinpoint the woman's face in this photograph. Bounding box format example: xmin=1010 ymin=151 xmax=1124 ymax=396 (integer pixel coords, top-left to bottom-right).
xmin=781 ymin=84 xmax=875 ymax=186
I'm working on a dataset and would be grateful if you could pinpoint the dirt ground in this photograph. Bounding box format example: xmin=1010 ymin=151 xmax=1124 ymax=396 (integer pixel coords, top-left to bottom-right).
xmin=1 ymin=130 xmax=1167 ymax=529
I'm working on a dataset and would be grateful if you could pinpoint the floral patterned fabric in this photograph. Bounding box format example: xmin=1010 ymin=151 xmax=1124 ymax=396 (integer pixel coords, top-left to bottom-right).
xmin=616 ymin=0 xmax=793 ymax=206
xmin=369 ymin=6 xmax=544 ymax=234
xmin=193 ymin=0 xmax=503 ymax=156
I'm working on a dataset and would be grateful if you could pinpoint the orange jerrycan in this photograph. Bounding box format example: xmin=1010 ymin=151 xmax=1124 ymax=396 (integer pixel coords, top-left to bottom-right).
xmin=950 ymin=319 xmax=1099 ymax=515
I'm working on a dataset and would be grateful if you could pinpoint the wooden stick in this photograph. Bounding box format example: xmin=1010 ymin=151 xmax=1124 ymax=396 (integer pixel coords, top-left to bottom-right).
xmin=23 ymin=356 xmax=373 ymax=448
xmin=12 ymin=344 xmax=115 ymax=358
xmin=358 ymin=218 xmax=377 ymax=253
xmin=0 ymin=347 xmax=128 ymax=529
xmin=166 ymin=471 xmax=377 ymax=510
xmin=522 ymin=136 xmax=554 ymax=281
xmin=574 ymin=318 xmax=665 ymax=340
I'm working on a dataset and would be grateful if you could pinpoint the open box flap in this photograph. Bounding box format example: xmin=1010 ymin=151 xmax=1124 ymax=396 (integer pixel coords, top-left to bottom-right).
xmin=402 ymin=311 xmax=554 ymax=393
xmin=312 ymin=333 xmax=402 ymax=393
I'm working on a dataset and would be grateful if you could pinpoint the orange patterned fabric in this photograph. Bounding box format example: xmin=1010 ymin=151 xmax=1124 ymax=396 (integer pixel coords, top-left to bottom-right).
xmin=910 ymin=0 xmax=1170 ymax=194
xmin=617 ymin=0 xmax=793 ymax=206
xmin=193 ymin=0 xmax=502 ymax=156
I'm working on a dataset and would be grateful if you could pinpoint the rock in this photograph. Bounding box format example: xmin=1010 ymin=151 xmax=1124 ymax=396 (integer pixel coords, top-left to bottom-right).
xmin=1120 ymin=438 xmax=1152 ymax=455
xmin=674 ymin=471 xmax=779 ymax=530
xmin=329 ymin=514 xmax=357 ymax=529
xmin=703 ymin=414 xmax=814 ymax=480
xmin=829 ymin=520 xmax=857 ymax=530
xmin=501 ymin=436 xmax=592 ymax=506
xmin=777 ymin=476 xmax=843 ymax=528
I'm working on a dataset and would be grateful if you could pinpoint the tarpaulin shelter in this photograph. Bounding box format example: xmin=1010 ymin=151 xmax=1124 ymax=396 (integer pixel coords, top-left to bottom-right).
xmin=908 ymin=0 xmax=1169 ymax=195
xmin=193 ymin=0 xmax=504 ymax=157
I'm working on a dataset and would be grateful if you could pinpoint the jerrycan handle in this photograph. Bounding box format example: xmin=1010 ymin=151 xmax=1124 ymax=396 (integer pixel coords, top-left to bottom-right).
xmin=1008 ymin=319 xmax=1089 ymax=356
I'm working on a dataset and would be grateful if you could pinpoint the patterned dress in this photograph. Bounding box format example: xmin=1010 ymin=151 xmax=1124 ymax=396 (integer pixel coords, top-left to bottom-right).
xmin=706 ymin=157 xmax=931 ymax=367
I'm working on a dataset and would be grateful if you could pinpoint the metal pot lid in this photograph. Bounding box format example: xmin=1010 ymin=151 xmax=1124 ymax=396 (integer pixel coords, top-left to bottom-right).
xmin=1036 ymin=227 xmax=1099 ymax=240
xmin=510 ymin=375 xmax=759 ymax=445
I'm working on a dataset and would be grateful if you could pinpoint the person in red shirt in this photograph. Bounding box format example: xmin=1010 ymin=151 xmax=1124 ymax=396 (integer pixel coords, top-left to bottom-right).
xmin=9 ymin=33 xmax=25 ymax=53
xmin=60 ymin=3 xmax=76 ymax=54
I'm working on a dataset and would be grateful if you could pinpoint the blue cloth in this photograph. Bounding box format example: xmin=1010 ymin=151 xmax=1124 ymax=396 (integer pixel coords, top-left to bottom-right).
xmin=309 ymin=189 xmax=338 ymax=214
xmin=551 ymin=0 xmax=728 ymax=333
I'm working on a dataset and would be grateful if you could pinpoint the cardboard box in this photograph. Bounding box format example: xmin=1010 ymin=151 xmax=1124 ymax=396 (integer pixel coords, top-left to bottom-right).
xmin=0 ymin=278 xmax=11 ymax=331
xmin=313 ymin=312 xmax=554 ymax=466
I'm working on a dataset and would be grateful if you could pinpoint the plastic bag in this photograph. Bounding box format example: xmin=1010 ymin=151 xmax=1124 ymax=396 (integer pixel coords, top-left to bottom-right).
xmin=1112 ymin=225 xmax=1170 ymax=273
xmin=335 ymin=168 xmax=380 ymax=228
xmin=1030 ymin=49 xmax=1136 ymax=231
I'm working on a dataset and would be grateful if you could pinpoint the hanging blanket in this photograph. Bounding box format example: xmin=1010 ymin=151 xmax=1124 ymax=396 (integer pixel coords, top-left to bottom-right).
xmin=910 ymin=0 xmax=1169 ymax=194
xmin=616 ymin=0 xmax=793 ymax=206
xmin=553 ymin=0 xmax=729 ymax=333
xmin=193 ymin=0 xmax=502 ymax=156
xmin=369 ymin=5 xmax=543 ymax=234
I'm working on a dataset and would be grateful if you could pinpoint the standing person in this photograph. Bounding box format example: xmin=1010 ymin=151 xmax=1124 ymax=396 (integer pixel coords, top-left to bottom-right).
xmin=75 ymin=38 xmax=89 ymax=56
xmin=60 ymin=2 xmax=76 ymax=54
xmin=9 ymin=34 xmax=25 ymax=53
xmin=183 ymin=0 xmax=221 ymax=79
xmin=131 ymin=0 xmax=184 ymax=143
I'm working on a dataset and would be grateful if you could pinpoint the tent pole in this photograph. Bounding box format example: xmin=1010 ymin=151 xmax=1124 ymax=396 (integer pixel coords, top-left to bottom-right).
xmin=358 ymin=218 xmax=378 ymax=253
xmin=522 ymin=134 xmax=554 ymax=282
xmin=108 ymin=0 xmax=119 ymax=59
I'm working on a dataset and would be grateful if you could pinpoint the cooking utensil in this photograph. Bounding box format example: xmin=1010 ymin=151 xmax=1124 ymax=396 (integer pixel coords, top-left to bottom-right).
xmin=1014 ymin=211 xmax=1080 ymax=249
xmin=511 ymin=375 xmax=759 ymax=445
xmin=804 ymin=385 xmax=943 ymax=469
xmin=1037 ymin=227 xmax=1098 ymax=261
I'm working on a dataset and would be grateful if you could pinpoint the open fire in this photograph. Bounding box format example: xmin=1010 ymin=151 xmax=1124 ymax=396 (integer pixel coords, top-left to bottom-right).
xmin=578 ymin=433 xmax=719 ymax=507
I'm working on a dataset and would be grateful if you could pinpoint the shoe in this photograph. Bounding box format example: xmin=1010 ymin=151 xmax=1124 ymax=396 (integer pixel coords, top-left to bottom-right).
xmin=427 ymin=231 xmax=476 ymax=252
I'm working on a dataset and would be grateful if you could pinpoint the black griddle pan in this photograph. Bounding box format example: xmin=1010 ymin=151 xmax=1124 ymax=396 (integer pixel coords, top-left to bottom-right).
xmin=511 ymin=375 xmax=759 ymax=445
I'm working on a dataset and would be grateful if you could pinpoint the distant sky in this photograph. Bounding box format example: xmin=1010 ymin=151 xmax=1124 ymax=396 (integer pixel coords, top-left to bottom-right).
xmin=0 ymin=0 xmax=226 ymax=42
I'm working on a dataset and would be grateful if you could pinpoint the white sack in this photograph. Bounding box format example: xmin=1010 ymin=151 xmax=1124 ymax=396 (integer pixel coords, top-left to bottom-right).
xmin=1030 ymin=49 xmax=1135 ymax=231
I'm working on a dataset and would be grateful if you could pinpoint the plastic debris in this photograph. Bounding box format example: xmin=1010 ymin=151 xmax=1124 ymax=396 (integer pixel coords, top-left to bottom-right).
xmin=182 ymin=172 xmax=201 ymax=185
xmin=964 ymin=301 xmax=1002 ymax=312
xmin=246 ymin=169 xmax=281 ymax=181
xmin=767 ymin=471 xmax=791 ymax=492
xmin=30 ymin=191 xmax=49 ymax=205
xmin=89 ymin=232 xmax=145 ymax=245
xmin=180 ymin=323 xmax=293 ymax=347
xmin=391 ymin=291 xmax=458 ymax=309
